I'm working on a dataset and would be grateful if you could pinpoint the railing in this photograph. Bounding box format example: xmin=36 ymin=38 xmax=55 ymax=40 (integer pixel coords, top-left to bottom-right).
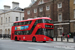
xmin=0 ymin=34 xmax=11 ymax=38
xmin=54 ymin=34 xmax=75 ymax=43
xmin=0 ymin=34 xmax=75 ymax=43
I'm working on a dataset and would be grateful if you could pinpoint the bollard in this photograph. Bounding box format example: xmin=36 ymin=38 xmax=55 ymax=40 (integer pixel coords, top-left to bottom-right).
xmin=61 ymin=36 xmax=63 ymax=42
xmin=56 ymin=36 xmax=57 ymax=41
xmin=67 ymin=37 xmax=68 ymax=42
xmin=74 ymin=36 xmax=75 ymax=42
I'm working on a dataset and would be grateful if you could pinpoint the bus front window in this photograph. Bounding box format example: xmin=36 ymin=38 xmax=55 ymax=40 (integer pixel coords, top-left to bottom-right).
xmin=43 ymin=29 xmax=54 ymax=39
xmin=43 ymin=19 xmax=53 ymax=23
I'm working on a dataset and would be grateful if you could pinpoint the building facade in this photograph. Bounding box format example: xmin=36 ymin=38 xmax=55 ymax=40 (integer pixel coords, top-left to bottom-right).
xmin=70 ymin=0 xmax=75 ymax=33
xmin=24 ymin=0 xmax=75 ymax=37
xmin=53 ymin=0 xmax=70 ymax=37
xmin=0 ymin=2 xmax=24 ymax=38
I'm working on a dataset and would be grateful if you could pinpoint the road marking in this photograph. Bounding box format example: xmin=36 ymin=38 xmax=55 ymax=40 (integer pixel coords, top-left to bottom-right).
xmin=54 ymin=46 xmax=74 ymax=49
xmin=10 ymin=41 xmax=75 ymax=49
xmin=15 ymin=41 xmax=75 ymax=49
xmin=28 ymin=47 xmax=41 ymax=50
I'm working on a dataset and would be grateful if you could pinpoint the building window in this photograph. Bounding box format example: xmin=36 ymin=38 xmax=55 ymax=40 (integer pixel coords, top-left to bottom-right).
xmin=58 ymin=14 xmax=62 ymax=22
xmin=27 ymin=10 xmax=30 ymax=15
xmin=47 ymin=15 xmax=50 ymax=18
xmin=9 ymin=17 xmax=10 ymax=22
xmin=58 ymin=29 xmax=63 ymax=35
xmin=46 ymin=5 xmax=50 ymax=11
xmin=16 ymin=17 xmax=18 ymax=21
xmin=38 ymin=0 xmax=44 ymax=5
xmin=6 ymin=18 xmax=7 ymax=23
xmin=58 ymin=27 xmax=63 ymax=36
xmin=39 ymin=7 xmax=43 ymax=12
xmin=74 ymin=10 xmax=75 ymax=18
xmin=34 ymin=8 xmax=37 ymax=13
xmin=23 ymin=17 xmax=24 ymax=20
xmin=74 ymin=0 xmax=75 ymax=4
xmin=58 ymin=3 xmax=62 ymax=8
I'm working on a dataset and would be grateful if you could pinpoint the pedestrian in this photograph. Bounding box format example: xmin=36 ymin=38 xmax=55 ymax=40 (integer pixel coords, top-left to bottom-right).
xmin=69 ymin=32 xmax=71 ymax=38
xmin=62 ymin=33 xmax=65 ymax=40
xmin=67 ymin=34 xmax=70 ymax=38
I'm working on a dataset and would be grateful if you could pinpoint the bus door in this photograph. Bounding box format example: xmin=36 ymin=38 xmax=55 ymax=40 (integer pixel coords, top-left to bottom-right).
xmin=35 ymin=29 xmax=43 ymax=41
xmin=44 ymin=29 xmax=54 ymax=39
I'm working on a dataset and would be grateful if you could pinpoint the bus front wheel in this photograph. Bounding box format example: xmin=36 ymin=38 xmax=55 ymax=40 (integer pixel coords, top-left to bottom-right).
xmin=43 ymin=41 xmax=46 ymax=43
xmin=15 ymin=37 xmax=18 ymax=41
xmin=32 ymin=37 xmax=36 ymax=42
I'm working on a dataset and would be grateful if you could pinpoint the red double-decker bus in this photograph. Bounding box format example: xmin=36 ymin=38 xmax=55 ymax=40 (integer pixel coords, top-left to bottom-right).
xmin=11 ymin=17 xmax=54 ymax=42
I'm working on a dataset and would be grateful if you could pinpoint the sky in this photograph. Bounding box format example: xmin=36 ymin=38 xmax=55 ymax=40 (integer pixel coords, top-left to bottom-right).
xmin=0 ymin=0 xmax=31 ymax=9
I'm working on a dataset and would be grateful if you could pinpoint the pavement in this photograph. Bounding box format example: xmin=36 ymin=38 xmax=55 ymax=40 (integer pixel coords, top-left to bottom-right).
xmin=0 ymin=38 xmax=75 ymax=43
xmin=54 ymin=38 xmax=74 ymax=43
xmin=0 ymin=38 xmax=10 ymax=40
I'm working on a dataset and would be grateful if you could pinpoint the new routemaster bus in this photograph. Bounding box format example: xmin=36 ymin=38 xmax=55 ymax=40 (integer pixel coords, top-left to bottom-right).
xmin=11 ymin=17 xmax=54 ymax=42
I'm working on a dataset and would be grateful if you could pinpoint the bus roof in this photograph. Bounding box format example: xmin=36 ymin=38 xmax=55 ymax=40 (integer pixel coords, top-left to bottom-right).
xmin=14 ymin=17 xmax=52 ymax=23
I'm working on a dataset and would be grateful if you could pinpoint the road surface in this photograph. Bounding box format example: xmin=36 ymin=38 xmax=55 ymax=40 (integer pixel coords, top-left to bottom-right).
xmin=0 ymin=39 xmax=75 ymax=50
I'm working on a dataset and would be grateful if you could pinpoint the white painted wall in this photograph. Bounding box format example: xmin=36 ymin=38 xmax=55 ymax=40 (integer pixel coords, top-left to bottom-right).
xmin=0 ymin=11 xmax=24 ymax=35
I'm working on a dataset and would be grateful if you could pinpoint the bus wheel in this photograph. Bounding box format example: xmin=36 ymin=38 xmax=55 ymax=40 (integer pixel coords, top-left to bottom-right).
xmin=43 ymin=41 xmax=46 ymax=43
xmin=15 ymin=37 xmax=18 ymax=41
xmin=32 ymin=37 xmax=36 ymax=42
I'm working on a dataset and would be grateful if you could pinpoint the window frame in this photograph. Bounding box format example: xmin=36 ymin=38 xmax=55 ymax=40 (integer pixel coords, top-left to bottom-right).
xmin=58 ymin=13 xmax=62 ymax=22
xmin=9 ymin=17 xmax=10 ymax=22
xmin=58 ymin=3 xmax=62 ymax=8
xmin=27 ymin=10 xmax=30 ymax=15
xmin=38 ymin=0 xmax=44 ymax=5
xmin=34 ymin=8 xmax=37 ymax=13
xmin=6 ymin=18 xmax=7 ymax=23
xmin=46 ymin=5 xmax=50 ymax=11
xmin=16 ymin=17 xmax=18 ymax=21
xmin=39 ymin=7 xmax=43 ymax=12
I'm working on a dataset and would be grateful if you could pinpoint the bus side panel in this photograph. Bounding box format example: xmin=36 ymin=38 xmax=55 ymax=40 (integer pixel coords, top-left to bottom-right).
xmin=31 ymin=24 xmax=43 ymax=41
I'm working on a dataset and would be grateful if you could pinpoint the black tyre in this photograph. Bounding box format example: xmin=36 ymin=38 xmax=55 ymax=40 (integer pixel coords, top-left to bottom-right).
xmin=43 ymin=41 xmax=46 ymax=43
xmin=15 ymin=37 xmax=18 ymax=41
xmin=32 ymin=37 xmax=36 ymax=42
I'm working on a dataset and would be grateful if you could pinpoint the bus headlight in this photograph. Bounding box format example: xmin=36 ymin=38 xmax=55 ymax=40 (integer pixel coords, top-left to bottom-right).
xmin=44 ymin=38 xmax=46 ymax=40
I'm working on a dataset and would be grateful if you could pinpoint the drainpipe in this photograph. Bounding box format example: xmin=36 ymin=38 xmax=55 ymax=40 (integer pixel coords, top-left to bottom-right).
xmin=69 ymin=0 xmax=70 ymax=33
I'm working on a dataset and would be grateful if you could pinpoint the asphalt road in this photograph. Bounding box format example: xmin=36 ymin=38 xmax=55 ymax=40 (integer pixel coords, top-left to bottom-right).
xmin=0 ymin=39 xmax=75 ymax=50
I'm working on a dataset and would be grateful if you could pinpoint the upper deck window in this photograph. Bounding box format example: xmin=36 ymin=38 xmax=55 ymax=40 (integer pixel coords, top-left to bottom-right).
xmin=34 ymin=19 xmax=43 ymax=25
xmin=13 ymin=21 xmax=32 ymax=26
xmin=34 ymin=19 xmax=52 ymax=25
xmin=14 ymin=23 xmax=19 ymax=26
xmin=43 ymin=19 xmax=53 ymax=23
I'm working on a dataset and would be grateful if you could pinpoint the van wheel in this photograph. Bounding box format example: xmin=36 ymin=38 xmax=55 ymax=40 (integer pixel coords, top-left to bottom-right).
xmin=32 ymin=37 xmax=36 ymax=42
